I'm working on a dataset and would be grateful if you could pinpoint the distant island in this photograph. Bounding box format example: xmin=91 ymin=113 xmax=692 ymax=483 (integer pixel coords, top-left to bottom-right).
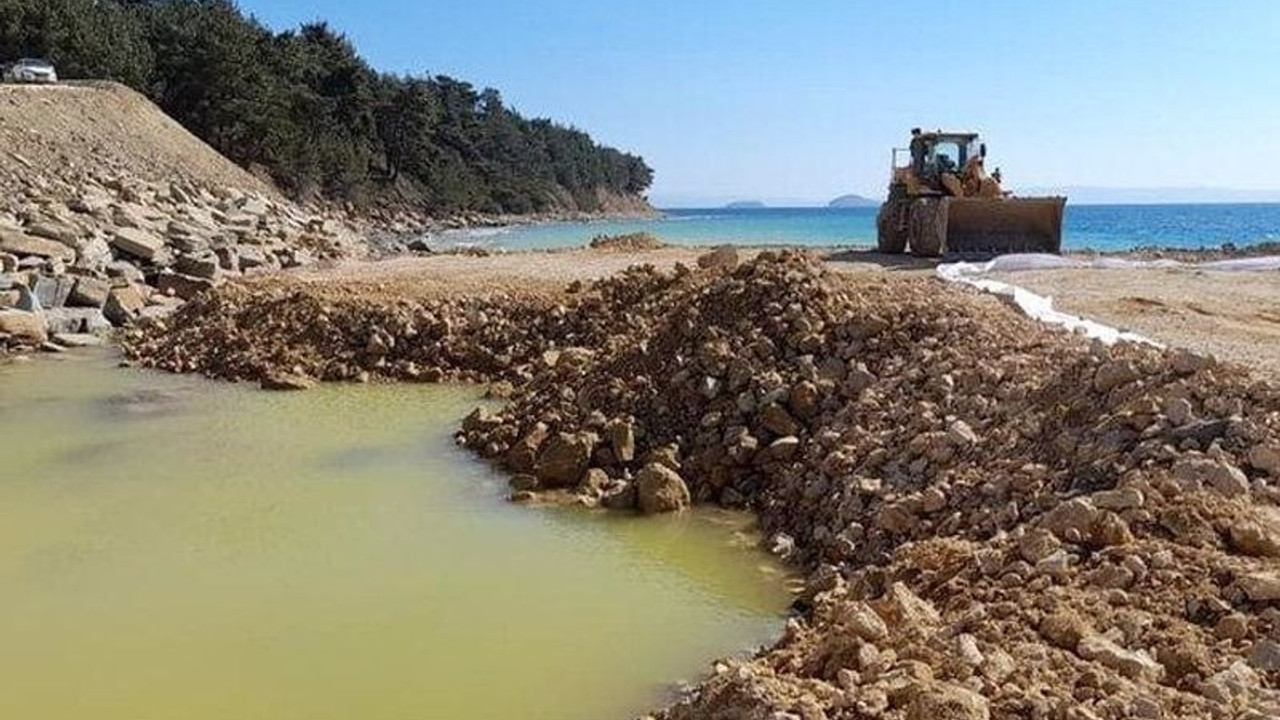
xmin=724 ymin=201 xmax=766 ymax=209
xmin=827 ymin=194 xmax=879 ymax=208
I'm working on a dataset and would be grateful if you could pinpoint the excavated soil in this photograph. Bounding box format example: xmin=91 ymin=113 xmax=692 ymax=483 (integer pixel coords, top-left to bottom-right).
xmin=126 ymin=252 xmax=1280 ymax=719
xmin=0 ymin=82 xmax=276 ymax=196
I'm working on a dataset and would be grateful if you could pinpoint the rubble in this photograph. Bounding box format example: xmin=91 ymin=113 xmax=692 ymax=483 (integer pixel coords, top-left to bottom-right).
xmin=124 ymin=251 xmax=1280 ymax=718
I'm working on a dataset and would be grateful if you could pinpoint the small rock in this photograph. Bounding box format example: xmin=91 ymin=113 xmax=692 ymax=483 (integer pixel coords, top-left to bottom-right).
xmin=509 ymin=474 xmax=539 ymax=492
xmin=1163 ymin=397 xmax=1195 ymax=426
xmin=1228 ymin=516 xmax=1280 ymax=558
xmin=1038 ymin=498 xmax=1100 ymax=543
xmin=1249 ymin=445 xmax=1280 ymax=478
xmin=767 ymin=435 xmax=801 ymax=461
xmin=1173 ymin=457 xmax=1250 ymax=497
xmin=873 ymin=582 xmax=941 ymax=633
xmin=462 ymin=407 xmax=503 ymax=433
xmin=1018 ymin=528 xmax=1062 ymax=563
xmin=837 ymin=601 xmax=888 ymax=641
xmin=1040 ymin=610 xmax=1093 ymax=650
xmin=601 ymin=480 xmax=637 ymax=510
xmin=1092 ymin=487 xmax=1145 ymax=511
xmin=1216 ymin=613 xmax=1250 ymax=641
xmin=1170 ymin=349 xmax=1214 ymax=375
xmin=947 ymin=419 xmax=979 ymax=447
xmin=579 ymin=468 xmax=611 ymax=494
xmin=906 ymin=681 xmax=989 ymax=720
xmin=759 ymin=403 xmax=800 ymax=436
xmin=260 ymin=373 xmax=317 ymax=391
xmin=1237 ymin=572 xmax=1280 ymax=602
xmin=956 ymin=633 xmax=985 ymax=667
xmin=1247 ymin=639 xmax=1280 ymax=671
xmin=788 ymin=381 xmax=820 ymax=419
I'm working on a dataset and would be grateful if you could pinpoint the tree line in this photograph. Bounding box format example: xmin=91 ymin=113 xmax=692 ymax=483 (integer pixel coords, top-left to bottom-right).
xmin=0 ymin=0 xmax=654 ymax=215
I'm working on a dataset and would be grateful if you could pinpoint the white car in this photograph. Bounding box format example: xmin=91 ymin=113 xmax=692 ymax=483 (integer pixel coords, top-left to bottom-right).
xmin=3 ymin=58 xmax=58 ymax=84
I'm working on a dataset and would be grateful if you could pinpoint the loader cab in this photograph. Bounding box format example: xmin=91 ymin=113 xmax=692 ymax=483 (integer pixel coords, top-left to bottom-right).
xmin=909 ymin=131 xmax=984 ymax=183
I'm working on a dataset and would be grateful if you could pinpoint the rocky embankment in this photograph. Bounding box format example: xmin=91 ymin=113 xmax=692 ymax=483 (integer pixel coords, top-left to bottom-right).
xmin=126 ymin=251 xmax=1280 ymax=718
xmin=0 ymin=83 xmax=363 ymax=354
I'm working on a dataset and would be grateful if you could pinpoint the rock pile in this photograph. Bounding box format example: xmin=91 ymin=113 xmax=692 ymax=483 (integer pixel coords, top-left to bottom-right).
xmin=453 ymin=253 xmax=1280 ymax=718
xmin=0 ymin=173 xmax=363 ymax=354
xmin=589 ymin=232 xmax=666 ymax=251
xmin=121 ymin=262 xmax=686 ymax=389
xmin=127 ymin=251 xmax=1280 ymax=717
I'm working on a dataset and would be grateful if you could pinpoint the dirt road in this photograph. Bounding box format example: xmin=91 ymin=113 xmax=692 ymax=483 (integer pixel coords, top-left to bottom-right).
xmin=988 ymin=266 xmax=1280 ymax=377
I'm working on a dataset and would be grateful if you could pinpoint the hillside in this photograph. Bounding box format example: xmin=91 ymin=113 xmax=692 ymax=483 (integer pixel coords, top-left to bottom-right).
xmin=0 ymin=83 xmax=275 ymax=196
xmin=827 ymin=193 xmax=879 ymax=207
xmin=0 ymin=0 xmax=654 ymax=218
xmin=0 ymin=82 xmax=362 ymax=351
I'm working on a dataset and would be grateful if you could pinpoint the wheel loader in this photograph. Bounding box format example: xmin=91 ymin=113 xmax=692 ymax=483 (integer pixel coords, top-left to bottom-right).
xmin=876 ymin=129 xmax=1066 ymax=256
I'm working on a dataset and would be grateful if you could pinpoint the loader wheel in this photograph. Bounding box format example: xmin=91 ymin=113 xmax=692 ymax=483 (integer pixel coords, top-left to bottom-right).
xmin=908 ymin=198 xmax=949 ymax=257
xmin=876 ymin=201 xmax=907 ymax=254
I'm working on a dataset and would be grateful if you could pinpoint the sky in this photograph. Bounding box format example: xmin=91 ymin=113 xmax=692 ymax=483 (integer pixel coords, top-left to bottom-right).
xmin=238 ymin=0 xmax=1280 ymax=207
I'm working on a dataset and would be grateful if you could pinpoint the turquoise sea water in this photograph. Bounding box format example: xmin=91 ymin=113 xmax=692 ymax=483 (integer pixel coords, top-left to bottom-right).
xmin=440 ymin=204 xmax=1280 ymax=252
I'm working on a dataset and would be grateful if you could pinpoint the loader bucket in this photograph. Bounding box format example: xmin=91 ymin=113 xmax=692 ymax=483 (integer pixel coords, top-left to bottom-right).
xmin=944 ymin=196 xmax=1066 ymax=254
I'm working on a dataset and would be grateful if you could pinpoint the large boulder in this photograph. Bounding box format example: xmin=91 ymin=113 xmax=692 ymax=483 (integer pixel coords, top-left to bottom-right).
xmin=110 ymin=227 xmax=166 ymax=261
xmin=26 ymin=220 xmax=81 ymax=246
xmin=68 ymin=276 xmax=111 ymax=308
xmin=0 ymin=229 xmax=75 ymax=262
xmin=606 ymin=419 xmax=636 ymax=463
xmin=103 ymin=285 xmax=147 ymax=325
xmin=636 ymin=462 xmax=691 ymax=514
xmin=506 ymin=423 xmax=550 ymax=473
xmin=0 ymin=309 xmax=47 ymax=344
xmin=174 ymin=252 xmax=223 ymax=281
xmin=43 ymin=307 xmax=111 ymax=335
xmin=155 ymin=271 xmax=216 ymax=300
xmin=32 ymin=275 xmax=74 ymax=309
xmin=534 ymin=432 xmax=596 ymax=488
xmin=70 ymin=236 xmax=114 ymax=272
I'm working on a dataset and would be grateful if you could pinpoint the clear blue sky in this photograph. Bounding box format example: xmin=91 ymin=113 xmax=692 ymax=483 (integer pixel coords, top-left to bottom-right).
xmin=239 ymin=0 xmax=1280 ymax=206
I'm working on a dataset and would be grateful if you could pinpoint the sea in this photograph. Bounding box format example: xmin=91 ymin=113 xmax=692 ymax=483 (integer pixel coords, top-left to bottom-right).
xmin=438 ymin=204 xmax=1280 ymax=253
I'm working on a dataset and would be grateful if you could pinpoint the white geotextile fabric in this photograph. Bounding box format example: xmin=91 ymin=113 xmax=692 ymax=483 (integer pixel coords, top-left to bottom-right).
xmin=936 ymin=253 xmax=1278 ymax=347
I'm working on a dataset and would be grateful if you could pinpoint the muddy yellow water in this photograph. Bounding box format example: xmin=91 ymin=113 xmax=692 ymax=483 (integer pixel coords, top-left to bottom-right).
xmin=0 ymin=353 xmax=791 ymax=719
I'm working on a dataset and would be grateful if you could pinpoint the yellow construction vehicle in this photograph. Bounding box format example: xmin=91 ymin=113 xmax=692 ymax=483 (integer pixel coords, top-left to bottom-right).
xmin=876 ymin=129 xmax=1066 ymax=256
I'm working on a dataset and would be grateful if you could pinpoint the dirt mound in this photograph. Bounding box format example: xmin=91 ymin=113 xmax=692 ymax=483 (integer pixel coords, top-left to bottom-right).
xmin=451 ymin=253 xmax=1280 ymax=718
xmin=589 ymin=232 xmax=666 ymax=251
xmin=126 ymin=251 xmax=1280 ymax=717
xmin=0 ymin=82 xmax=273 ymax=195
xmin=0 ymin=82 xmax=364 ymax=354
